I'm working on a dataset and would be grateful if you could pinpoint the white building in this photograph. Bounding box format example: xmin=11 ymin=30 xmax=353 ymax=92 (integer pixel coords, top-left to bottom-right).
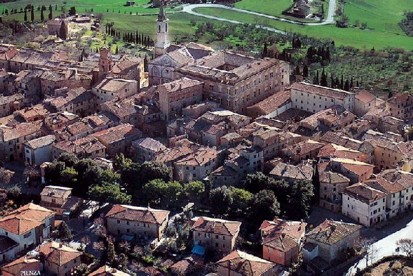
xmin=92 ymin=78 xmax=138 ymax=104
xmin=106 ymin=204 xmax=170 ymax=240
xmin=24 ymin=135 xmax=56 ymax=165
xmin=342 ymin=183 xmax=387 ymax=226
xmin=291 ymin=82 xmax=355 ymax=113
xmin=0 ymin=204 xmax=54 ymax=262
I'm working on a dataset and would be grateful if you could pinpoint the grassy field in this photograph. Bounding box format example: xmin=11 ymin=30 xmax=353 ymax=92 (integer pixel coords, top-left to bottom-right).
xmin=0 ymin=0 xmax=164 ymax=14
xmin=194 ymin=5 xmax=413 ymax=50
xmin=1 ymin=0 xmax=413 ymax=50
xmin=234 ymin=0 xmax=292 ymax=17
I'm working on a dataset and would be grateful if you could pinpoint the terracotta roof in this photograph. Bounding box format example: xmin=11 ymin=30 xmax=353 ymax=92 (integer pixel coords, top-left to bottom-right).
xmin=106 ymin=204 xmax=169 ymax=225
xmin=291 ymin=82 xmax=355 ymax=100
xmin=0 ymin=256 xmax=40 ymax=275
xmin=0 ymin=203 xmax=54 ymax=235
xmin=175 ymin=147 xmax=218 ymax=167
xmin=40 ymin=185 xmax=72 ymax=197
xmin=343 ymin=183 xmax=387 ymax=203
xmin=355 ymin=90 xmax=376 ymax=103
xmin=89 ymin=265 xmax=130 ymax=276
xmin=331 ymin=158 xmax=374 ymax=177
xmin=38 ymin=241 xmax=82 ymax=266
xmin=95 ymin=78 xmax=137 ymax=92
xmin=157 ymin=77 xmax=203 ymax=94
xmin=0 ymin=122 xmax=42 ymax=142
xmin=306 ymin=219 xmax=362 ymax=245
xmin=269 ymin=161 xmax=313 ymax=181
xmin=25 ymin=135 xmax=56 ymax=149
xmin=378 ymin=169 xmax=413 ymax=190
xmin=54 ymin=136 xmax=105 ymax=155
xmin=283 ymin=139 xmax=324 ymax=157
xmin=132 ymin=137 xmax=166 ymax=152
xmin=246 ymin=90 xmax=291 ymax=115
xmin=320 ymin=171 xmax=350 ymax=184
xmin=260 ymin=218 xmax=306 ymax=252
xmin=365 ymin=178 xmax=405 ymax=194
xmin=318 ymin=143 xmax=368 ymax=162
xmin=216 ymin=250 xmax=281 ymax=276
xmin=191 ymin=216 xmax=241 ymax=236
xmin=92 ymin=124 xmax=142 ymax=145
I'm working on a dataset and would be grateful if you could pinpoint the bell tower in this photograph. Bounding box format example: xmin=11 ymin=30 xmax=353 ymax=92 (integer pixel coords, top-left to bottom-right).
xmin=99 ymin=47 xmax=113 ymax=80
xmin=154 ymin=1 xmax=170 ymax=57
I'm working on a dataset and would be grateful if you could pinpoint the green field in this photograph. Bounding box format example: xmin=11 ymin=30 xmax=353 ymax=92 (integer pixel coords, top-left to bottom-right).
xmin=0 ymin=0 xmax=164 ymax=14
xmin=234 ymin=0 xmax=292 ymax=17
xmin=194 ymin=2 xmax=413 ymax=50
xmin=1 ymin=0 xmax=413 ymax=50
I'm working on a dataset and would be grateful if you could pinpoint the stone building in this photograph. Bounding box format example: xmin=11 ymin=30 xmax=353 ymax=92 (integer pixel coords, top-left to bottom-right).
xmin=291 ymin=82 xmax=355 ymax=113
xmin=177 ymin=52 xmax=290 ymax=114
xmin=106 ymin=204 xmax=170 ymax=240
xmin=157 ymin=77 xmax=204 ymax=121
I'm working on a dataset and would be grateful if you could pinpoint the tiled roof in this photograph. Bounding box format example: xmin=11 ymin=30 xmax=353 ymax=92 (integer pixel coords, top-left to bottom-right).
xmin=40 ymin=185 xmax=72 ymax=197
xmin=92 ymin=124 xmax=142 ymax=145
xmin=25 ymin=135 xmax=56 ymax=149
xmin=269 ymin=161 xmax=313 ymax=181
xmin=175 ymin=147 xmax=218 ymax=167
xmin=0 ymin=255 xmax=40 ymax=275
xmin=191 ymin=216 xmax=241 ymax=236
xmin=320 ymin=171 xmax=350 ymax=184
xmin=246 ymin=90 xmax=291 ymax=115
xmin=38 ymin=241 xmax=82 ymax=266
xmin=378 ymin=169 xmax=413 ymax=190
xmin=95 ymin=78 xmax=137 ymax=92
xmin=365 ymin=178 xmax=405 ymax=194
xmin=283 ymin=139 xmax=324 ymax=157
xmin=291 ymin=82 xmax=355 ymax=100
xmin=89 ymin=265 xmax=130 ymax=276
xmin=318 ymin=143 xmax=367 ymax=162
xmin=106 ymin=204 xmax=169 ymax=225
xmin=260 ymin=218 xmax=306 ymax=252
xmin=306 ymin=219 xmax=362 ymax=245
xmin=132 ymin=137 xmax=166 ymax=152
xmin=343 ymin=183 xmax=387 ymax=203
xmin=54 ymin=136 xmax=105 ymax=155
xmin=331 ymin=158 xmax=374 ymax=176
xmin=0 ymin=203 xmax=54 ymax=235
xmin=157 ymin=77 xmax=203 ymax=94
xmin=216 ymin=250 xmax=281 ymax=276
xmin=355 ymin=90 xmax=376 ymax=103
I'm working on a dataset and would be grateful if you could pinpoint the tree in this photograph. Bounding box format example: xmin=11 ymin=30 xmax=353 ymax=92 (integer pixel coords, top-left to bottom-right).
xmin=106 ymin=239 xmax=116 ymax=265
xmin=69 ymin=6 xmax=76 ymax=16
xmin=24 ymin=8 xmax=27 ymax=21
xmin=285 ymin=180 xmax=314 ymax=220
xmin=88 ymin=182 xmax=131 ymax=204
xmin=48 ymin=5 xmax=53 ymax=20
xmin=59 ymin=20 xmax=68 ymax=40
xmin=58 ymin=221 xmax=73 ymax=241
xmin=183 ymin=181 xmax=205 ymax=205
xmin=30 ymin=6 xmax=34 ymax=22
xmin=303 ymin=64 xmax=309 ymax=78
xmin=40 ymin=6 xmax=44 ymax=21
xmin=250 ymin=190 xmax=280 ymax=223
xmin=229 ymin=187 xmax=253 ymax=215
xmin=320 ymin=68 xmax=328 ymax=86
xmin=209 ymin=186 xmax=233 ymax=214
xmin=58 ymin=153 xmax=78 ymax=167
xmin=397 ymin=238 xmax=413 ymax=257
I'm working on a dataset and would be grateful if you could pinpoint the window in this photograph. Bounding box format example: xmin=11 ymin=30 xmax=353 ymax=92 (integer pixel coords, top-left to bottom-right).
xmin=23 ymin=232 xmax=31 ymax=238
xmin=117 ymin=220 xmax=120 ymax=224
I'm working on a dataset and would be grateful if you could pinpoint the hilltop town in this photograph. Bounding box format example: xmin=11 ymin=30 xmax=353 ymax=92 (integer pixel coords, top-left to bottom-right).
xmin=0 ymin=3 xmax=413 ymax=276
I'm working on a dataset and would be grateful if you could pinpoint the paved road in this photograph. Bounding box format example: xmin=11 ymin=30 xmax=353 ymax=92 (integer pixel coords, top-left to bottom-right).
xmin=182 ymin=0 xmax=336 ymax=33
xmin=346 ymin=214 xmax=413 ymax=275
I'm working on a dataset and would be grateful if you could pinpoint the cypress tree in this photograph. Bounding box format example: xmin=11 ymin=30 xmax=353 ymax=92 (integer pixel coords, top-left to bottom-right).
xmin=49 ymin=5 xmax=53 ymax=20
xmin=40 ymin=6 xmax=44 ymax=21
xmin=344 ymin=79 xmax=350 ymax=91
xmin=320 ymin=68 xmax=328 ymax=86
xmin=313 ymin=70 xmax=319 ymax=85
xmin=303 ymin=64 xmax=309 ymax=78
xmin=24 ymin=9 xmax=27 ymax=21
xmin=30 ymin=6 xmax=34 ymax=22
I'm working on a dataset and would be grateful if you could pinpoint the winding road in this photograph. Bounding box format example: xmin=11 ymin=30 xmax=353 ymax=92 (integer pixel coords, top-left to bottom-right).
xmin=182 ymin=0 xmax=337 ymax=34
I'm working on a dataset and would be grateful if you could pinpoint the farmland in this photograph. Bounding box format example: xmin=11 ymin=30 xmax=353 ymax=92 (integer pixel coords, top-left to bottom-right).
xmin=1 ymin=0 xmax=413 ymax=49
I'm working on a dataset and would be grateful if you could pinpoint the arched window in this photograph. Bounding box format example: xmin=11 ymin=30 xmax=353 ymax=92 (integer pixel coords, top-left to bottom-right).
xmin=158 ymin=25 xmax=161 ymax=33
